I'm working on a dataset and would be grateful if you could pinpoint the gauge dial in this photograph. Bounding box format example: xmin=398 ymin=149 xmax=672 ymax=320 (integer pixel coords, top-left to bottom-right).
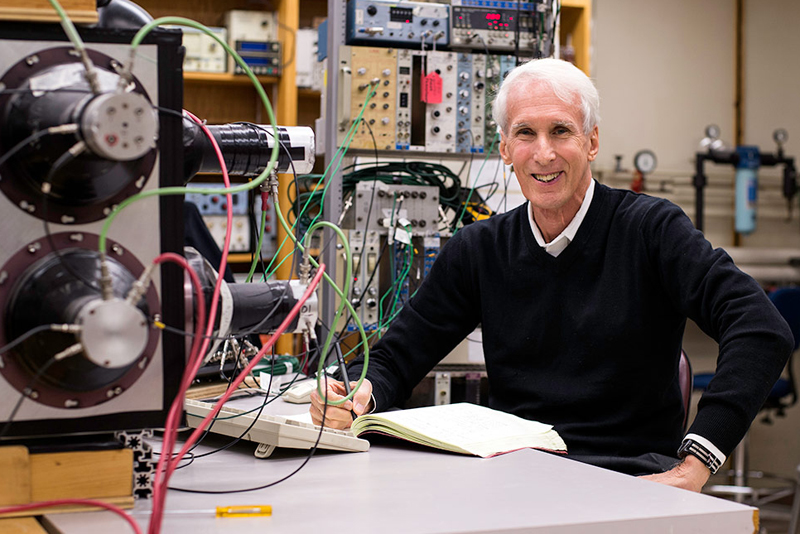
xmin=634 ymin=150 xmax=657 ymax=174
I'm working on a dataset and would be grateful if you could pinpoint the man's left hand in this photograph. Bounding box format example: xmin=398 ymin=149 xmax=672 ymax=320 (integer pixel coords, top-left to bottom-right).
xmin=638 ymin=455 xmax=711 ymax=492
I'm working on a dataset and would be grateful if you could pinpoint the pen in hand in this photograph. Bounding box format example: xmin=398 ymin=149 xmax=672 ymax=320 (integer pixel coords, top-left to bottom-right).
xmin=333 ymin=342 xmax=359 ymax=421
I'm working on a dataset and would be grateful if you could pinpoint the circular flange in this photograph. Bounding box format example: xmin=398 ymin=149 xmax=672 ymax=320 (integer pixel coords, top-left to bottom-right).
xmin=0 ymin=232 xmax=160 ymax=409
xmin=0 ymin=47 xmax=157 ymax=225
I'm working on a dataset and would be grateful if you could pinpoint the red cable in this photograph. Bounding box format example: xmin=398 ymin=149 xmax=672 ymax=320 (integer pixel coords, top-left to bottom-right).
xmin=149 ymin=112 xmax=234 ymax=528
xmin=0 ymin=499 xmax=142 ymax=534
xmin=170 ymin=265 xmax=326 ymax=475
xmin=146 ymin=253 xmax=206 ymax=532
xmin=148 ymin=266 xmax=326 ymax=534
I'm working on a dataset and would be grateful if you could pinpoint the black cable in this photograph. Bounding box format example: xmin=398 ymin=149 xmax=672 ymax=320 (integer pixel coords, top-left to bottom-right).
xmin=550 ymin=0 xmax=560 ymax=57
xmin=40 ymin=145 xmax=103 ymax=294
xmin=156 ymin=105 xmax=184 ymax=120
xmin=248 ymin=205 xmax=267 ymax=276
xmin=231 ymin=121 xmax=304 ymax=252
xmin=159 ymin=323 xmax=236 ymax=343
xmin=0 ymin=324 xmax=53 ymax=359
xmin=171 ymin=149 xmax=304 ymax=455
xmin=334 ymin=237 xmax=390 ymax=341
xmin=190 ymin=347 xmax=312 ymax=461
xmin=160 ymin=323 xmax=314 ymax=369
xmin=514 ymin=0 xmax=522 ymax=61
xmin=275 ymin=20 xmax=296 ymax=70
xmin=0 ymin=126 xmax=77 ymax=169
xmin=168 ymin=376 xmax=330 ymax=495
xmin=0 ymin=355 xmax=60 ymax=440
xmin=350 ymin=118 xmax=380 ymax=281
xmin=184 ymin=346 xmax=277 ymax=459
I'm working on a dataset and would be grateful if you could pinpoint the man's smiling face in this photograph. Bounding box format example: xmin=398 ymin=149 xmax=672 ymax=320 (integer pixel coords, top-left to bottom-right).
xmin=499 ymin=80 xmax=599 ymax=221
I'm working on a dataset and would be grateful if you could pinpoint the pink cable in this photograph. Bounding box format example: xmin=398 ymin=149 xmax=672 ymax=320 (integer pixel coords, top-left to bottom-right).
xmin=0 ymin=499 xmax=142 ymax=534
xmin=170 ymin=265 xmax=326 ymax=474
xmin=148 ymin=112 xmax=234 ymax=531
xmin=150 ymin=266 xmax=326 ymax=533
xmin=146 ymin=253 xmax=206 ymax=532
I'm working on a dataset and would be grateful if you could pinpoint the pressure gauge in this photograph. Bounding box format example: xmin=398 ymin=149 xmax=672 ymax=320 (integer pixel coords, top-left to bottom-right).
xmin=705 ymin=124 xmax=721 ymax=140
xmin=774 ymin=128 xmax=789 ymax=146
xmin=633 ymin=150 xmax=657 ymax=174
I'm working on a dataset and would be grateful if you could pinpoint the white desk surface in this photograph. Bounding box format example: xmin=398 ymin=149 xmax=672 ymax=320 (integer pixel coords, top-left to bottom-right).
xmin=45 ymin=398 xmax=758 ymax=534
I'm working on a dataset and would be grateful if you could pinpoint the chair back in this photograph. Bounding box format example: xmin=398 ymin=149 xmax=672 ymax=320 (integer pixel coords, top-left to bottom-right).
xmin=767 ymin=287 xmax=800 ymax=409
xmin=770 ymin=287 xmax=800 ymax=351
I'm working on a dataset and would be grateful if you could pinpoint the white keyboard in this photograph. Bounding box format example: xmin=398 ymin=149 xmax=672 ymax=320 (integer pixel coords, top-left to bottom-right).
xmin=184 ymin=398 xmax=370 ymax=458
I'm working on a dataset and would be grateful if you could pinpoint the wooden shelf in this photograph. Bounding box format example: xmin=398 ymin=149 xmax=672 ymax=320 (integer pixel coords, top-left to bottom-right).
xmin=0 ymin=0 xmax=96 ymax=23
xmin=183 ymin=71 xmax=279 ymax=86
xmin=560 ymin=0 xmax=592 ymax=76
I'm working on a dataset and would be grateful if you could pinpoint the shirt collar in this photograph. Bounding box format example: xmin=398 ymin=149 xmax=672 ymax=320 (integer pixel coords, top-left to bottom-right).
xmin=528 ymin=179 xmax=595 ymax=257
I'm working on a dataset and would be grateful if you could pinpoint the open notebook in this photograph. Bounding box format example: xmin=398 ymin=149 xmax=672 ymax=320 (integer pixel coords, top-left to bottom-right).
xmin=351 ymin=402 xmax=567 ymax=458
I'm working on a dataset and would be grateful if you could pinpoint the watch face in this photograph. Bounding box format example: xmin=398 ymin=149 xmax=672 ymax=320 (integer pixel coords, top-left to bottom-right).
xmin=634 ymin=149 xmax=657 ymax=174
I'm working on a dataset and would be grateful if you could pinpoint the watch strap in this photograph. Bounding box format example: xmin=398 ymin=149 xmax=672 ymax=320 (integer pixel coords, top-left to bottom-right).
xmin=678 ymin=439 xmax=722 ymax=474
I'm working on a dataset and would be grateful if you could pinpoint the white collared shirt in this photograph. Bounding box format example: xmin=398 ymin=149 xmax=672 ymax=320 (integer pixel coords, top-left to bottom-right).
xmin=528 ymin=179 xmax=596 ymax=257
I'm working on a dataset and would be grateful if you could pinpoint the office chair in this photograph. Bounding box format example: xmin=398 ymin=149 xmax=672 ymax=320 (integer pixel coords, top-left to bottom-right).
xmin=694 ymin=287 xmax=799 ymax=530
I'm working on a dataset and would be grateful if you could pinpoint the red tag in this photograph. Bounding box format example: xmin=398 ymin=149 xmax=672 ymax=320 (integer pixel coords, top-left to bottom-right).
xmin=421 ymin=71 xmax=443 ymax=104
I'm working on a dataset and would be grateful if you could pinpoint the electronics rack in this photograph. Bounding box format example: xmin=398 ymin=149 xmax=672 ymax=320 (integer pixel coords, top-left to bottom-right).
xmin=321 ymin=0 xmax=558 ymax=329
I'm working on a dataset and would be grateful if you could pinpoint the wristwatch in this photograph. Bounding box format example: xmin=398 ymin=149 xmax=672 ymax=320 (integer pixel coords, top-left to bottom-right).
xmin=677 ymin=439 xmax=722 ymax=474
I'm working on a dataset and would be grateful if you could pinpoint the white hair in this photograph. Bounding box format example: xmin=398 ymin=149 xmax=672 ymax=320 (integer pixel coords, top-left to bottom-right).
xmin=492 ymin=58 xmax=600 ymax=136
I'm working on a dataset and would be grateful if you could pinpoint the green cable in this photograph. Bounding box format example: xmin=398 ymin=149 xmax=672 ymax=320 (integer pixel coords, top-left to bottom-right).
xmin=273 ymin=197 xmax=370 ymax=406
xmin=262 ymin=131 xmax=355 ymax=277
xmin=262 ymin=92 xmax=376 ymax=280
xmin=303 ymin=221 xmax=351 ymax=389
xmin=377 ymin=237 xmax=410 ymax=330
xmin=378 ymin=233 xmax=414 ymax=333
xmin=256 ymin=94 xmax=381 ymax=405
xmin=245 ymin=205 xmax=269 ymax=283
xmin=342 ymin=286 xmax=421 ymax=361
xmin=386 ymin=234 xmax=414 ymax=323
xmin=49 ymin=6 xmax=370 ymax=410
xmin=99 ymin=17 xmax=280 ymax=254
xmin=299 ymin=221 xmax=369 ymax=406
xmin=46 ymin=0 xmax=86 ymax=53
xmin=453 ymin=131 xmax=500 ymax=235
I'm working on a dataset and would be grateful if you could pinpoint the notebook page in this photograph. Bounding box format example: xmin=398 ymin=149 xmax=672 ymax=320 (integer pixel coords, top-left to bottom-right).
xmin=359 ymin=403 xmax=566 ymax=458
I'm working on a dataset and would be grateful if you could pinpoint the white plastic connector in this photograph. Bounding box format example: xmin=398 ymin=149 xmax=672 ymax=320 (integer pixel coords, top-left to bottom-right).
xmin=99 ymin=252 xmax=115 ymax=301
xmin=50 ymin=323 xmax=83 ymax=334
xmin=125 ymin=263 xmax=155 ymax=306
xmin=337 ymin=194 xmax=354 ymax=227
xmin=54 ymin=342 xmax=84 ymax=361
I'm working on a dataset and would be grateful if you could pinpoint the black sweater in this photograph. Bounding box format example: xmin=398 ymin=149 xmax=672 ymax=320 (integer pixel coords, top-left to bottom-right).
xmin=351 ymin=182 xmax=792 ymax=462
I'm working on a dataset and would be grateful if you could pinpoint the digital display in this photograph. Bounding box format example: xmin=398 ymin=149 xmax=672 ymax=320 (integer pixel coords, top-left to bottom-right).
xmin=452 ymin=6 xmax=526 ymax=32
xmin=389 ymin=6 xmax=413 ymax=23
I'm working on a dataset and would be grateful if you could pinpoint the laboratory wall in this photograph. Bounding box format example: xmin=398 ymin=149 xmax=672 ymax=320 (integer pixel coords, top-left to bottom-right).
xmin=592 ymin=0 xmax=800 ymax=479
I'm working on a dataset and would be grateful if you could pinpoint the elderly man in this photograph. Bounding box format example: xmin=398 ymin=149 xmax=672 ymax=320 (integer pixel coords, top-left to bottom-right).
xmin=310 ymin=58 xmax=792 ymax=492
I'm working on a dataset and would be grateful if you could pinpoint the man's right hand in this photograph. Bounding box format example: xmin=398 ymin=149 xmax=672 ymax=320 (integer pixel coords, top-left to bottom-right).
xmin=309 ymin=378 xmax=374 ymax=430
